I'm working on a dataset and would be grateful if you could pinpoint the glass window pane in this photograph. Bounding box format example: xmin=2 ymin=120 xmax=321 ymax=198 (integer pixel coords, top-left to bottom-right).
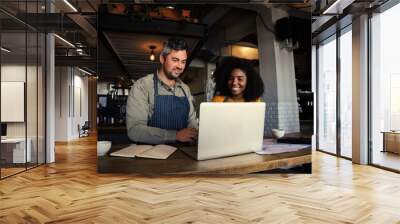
xmin=38 ymin=32 xmax=45 ymax=165
xmin=340 ymin=29 xmax=352 ymax=158
xmin=1 ymin=31 xmax=27 ymax=177
xmin=371 ymin=3 xmax=400 ymax=171
xmin=318 ymin=36 xmax=337 ymax=154
xmin=1 ymin=1 xmax=47 ymax=179
xmin=27 ymin=31 xmax=38 ymax=169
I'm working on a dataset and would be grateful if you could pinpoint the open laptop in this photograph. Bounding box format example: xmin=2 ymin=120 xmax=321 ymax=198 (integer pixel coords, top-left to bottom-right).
xmin=180 ymin=102 xmax=265 ymax=160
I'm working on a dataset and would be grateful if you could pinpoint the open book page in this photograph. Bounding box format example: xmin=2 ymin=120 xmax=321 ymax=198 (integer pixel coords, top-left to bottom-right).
xmin=136 ymin=144 xmax=177 ymax=159
xmin=109 ymin=144 xmax=153 ymax=158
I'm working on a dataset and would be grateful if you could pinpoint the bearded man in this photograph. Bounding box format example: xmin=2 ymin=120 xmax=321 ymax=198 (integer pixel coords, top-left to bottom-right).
xmin=126 ymin=38 xmax=198 ymax=144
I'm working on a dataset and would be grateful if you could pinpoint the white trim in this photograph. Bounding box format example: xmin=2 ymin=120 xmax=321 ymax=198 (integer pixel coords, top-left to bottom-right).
xmin=63 ymin=0 xmax=78 ymax=12
xmin=1 ymin=47 xmax=11 ymax=53
xmin=77 ymin=67 xmax=93 ymax=76
xmin=54 ymin=34 xmax=75 ymax=48
xmin=323 ymin=0 xmax=355 ymax=15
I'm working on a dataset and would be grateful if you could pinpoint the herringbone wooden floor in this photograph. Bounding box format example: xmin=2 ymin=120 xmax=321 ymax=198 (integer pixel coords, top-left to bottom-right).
xmin=1 ymin=135 xmax=400 ymax=224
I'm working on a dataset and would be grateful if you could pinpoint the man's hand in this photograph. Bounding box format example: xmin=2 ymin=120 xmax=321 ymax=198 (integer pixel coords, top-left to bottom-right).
xmin=176 ymin=128 xmax=198 ymax=142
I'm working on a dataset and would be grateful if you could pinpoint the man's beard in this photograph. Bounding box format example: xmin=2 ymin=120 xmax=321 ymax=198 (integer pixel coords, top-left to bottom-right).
xmin=163 ymin=67 xmax=180 ymax=80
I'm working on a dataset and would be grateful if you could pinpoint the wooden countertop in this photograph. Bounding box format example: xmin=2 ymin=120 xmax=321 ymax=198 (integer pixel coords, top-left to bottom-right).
xmin=97 ymin=143 xmax=311 ymax=175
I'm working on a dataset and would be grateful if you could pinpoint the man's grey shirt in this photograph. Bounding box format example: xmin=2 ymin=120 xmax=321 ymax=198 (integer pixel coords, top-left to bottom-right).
xmin=126 ymin=73 xmax=198 ymax=144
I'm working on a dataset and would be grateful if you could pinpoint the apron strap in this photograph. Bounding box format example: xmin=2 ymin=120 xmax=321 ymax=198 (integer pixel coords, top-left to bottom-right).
xmin=178 ymin=85 xmax=188 ymax=98
xmin=154 ymin=71 xmax=189 ymax=100
xmin=153 ymin=72 xmax=159 ymax=96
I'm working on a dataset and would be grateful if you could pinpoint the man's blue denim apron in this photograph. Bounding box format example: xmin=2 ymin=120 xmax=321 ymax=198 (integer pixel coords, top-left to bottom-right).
xmin=148 ymin=74 xmax=189 ymax=130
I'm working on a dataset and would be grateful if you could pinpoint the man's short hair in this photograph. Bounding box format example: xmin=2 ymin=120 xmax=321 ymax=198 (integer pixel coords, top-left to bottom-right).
xmin=161 ymin=38 xmax=189 ymax=57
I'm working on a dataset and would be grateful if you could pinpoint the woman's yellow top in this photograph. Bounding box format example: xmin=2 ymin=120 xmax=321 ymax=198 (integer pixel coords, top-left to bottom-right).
xmin=212 ymin=96 xmax=262 ymax=102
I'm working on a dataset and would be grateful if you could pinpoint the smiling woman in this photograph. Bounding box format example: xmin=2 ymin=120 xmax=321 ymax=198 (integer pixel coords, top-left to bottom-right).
xmin=212 ymin=56 xmax=264 ymax=102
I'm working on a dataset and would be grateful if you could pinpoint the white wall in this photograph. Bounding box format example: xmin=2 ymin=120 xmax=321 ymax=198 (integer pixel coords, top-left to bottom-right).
xmin=72 ymin=73 xmax=89 ymax=138
xmin=1 ymin=63 xmax=46 ymax=164
xmin=1 ymin=65 xmax=27 ymax=138
xmin=55 ymin=66 xmax=69 ymax=141
xmin=256 ymin=6 xmax=300 ymax=136
xmin=1 ymin=65 xmax=26 ymax=82
xmin=1 ymin=65 xmax=42 ymax=137
xmin=55 ymin=67 xmax=89 ymax=141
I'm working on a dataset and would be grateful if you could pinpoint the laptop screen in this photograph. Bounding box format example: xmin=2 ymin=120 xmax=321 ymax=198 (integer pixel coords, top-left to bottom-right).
xmin=196 ymin=102 xmax=266 ymax=160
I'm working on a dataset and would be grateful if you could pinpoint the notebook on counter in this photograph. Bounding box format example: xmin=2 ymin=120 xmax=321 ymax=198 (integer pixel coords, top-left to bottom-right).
xmin=110 ymin=144 xmax=177 ymax=159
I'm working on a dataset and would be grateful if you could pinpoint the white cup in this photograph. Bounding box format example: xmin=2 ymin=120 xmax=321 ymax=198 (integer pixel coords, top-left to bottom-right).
xmin=272 ymin=129 xmax=285 ymax=139
xmin=97 ymin=141 xmax=112 ymax=156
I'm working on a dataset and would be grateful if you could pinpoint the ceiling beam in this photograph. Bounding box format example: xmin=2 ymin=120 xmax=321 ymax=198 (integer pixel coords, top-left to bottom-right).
xmin=100 ymin=30 xmax=132 ymax=79
xmin=55 ymin=56 xmax=96 ymax=68
xmin=12 ymin=13 xmax=82 ymax=32
xmin=99 ymin=13 xmax=207 ymax=39
xmin=98 ymin=8 xmax=208 ymax=80
xmin=201 ymin=6 xmax=231 ymax=28
xmin=311 ymin=15 xmax=335 ymax=33
xmin=66 ymin=13 xmax=97 ymax=45
xmin=312 ymin=14 xmax=352 ymax=44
